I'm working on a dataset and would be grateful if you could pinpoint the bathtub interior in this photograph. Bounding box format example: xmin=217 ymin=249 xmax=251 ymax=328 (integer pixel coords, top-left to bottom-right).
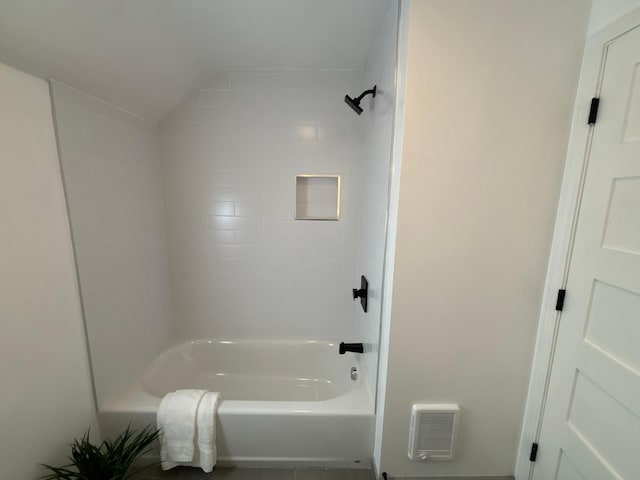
xmin=141 ymin=339 xmax=356 ymax=402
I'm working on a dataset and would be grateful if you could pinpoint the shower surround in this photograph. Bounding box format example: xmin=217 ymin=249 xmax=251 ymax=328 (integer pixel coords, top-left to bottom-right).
xmin=51 ymin=81 xmax=175 ymax=405
xmin=159 ymin=70 xmax=365 ymax=342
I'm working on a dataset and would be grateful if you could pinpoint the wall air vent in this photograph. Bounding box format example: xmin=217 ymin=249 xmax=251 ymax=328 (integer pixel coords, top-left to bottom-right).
xmin=408 ymin=403 xmax=459 ymax=461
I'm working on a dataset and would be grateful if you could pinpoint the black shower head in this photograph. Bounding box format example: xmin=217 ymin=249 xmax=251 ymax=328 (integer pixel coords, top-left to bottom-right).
xmin=344 ymin=85 xmax=377 ymax=116
xmin=344 ymin=94 xmax=364 ymax=115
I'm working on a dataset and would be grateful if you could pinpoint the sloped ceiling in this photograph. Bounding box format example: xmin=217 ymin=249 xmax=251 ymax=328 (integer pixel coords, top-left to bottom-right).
xmin=0 ymin=0 xmax=390 ymax=122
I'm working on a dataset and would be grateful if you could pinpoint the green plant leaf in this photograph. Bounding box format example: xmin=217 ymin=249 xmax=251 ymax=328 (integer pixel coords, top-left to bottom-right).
xmin=39 ymin=424 xmax=160 ymax=480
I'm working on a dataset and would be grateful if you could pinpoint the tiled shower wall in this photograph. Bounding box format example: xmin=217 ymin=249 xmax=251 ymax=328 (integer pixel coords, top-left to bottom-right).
xmin=51 ymin=81 xmax=174 ymax=405
xmin=159 ymin=71 xmax=366 ymax=341
xmin=355 ymin=1 xmax=398 ymax=404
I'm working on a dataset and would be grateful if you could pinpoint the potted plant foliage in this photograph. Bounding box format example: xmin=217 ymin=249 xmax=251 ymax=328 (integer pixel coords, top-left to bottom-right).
xmin=39 ymin=425 xmax=160 ymax=480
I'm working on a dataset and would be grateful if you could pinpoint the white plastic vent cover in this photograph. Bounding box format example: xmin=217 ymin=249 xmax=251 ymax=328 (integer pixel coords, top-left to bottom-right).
xmin=408 ymin=403 xmax=460 ymax=461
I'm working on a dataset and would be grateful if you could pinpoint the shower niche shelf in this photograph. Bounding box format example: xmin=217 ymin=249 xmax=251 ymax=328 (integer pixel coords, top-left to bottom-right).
xmin=295 ymin=175 xmax=340 ymax=221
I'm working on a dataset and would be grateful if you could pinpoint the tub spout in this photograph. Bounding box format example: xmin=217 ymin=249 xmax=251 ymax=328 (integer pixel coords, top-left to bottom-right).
xmin=339 ymin=342 xmax=364 ymax=354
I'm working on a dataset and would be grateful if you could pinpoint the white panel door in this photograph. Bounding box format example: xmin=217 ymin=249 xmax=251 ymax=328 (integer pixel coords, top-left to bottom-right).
xmin=532 ymin=25 xmax=640 ymax=480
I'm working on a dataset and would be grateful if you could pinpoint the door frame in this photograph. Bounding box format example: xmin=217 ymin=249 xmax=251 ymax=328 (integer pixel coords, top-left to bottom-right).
xmin=515 ymin=7 xmax=640 ymax=479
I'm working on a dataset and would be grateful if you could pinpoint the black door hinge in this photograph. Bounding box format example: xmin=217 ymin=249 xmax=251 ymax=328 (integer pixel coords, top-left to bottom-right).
xmin=555 ymin=289 xmax=566 ymax=312
xmin=588 ymin=97 xmax=600 ymax=125
xmin=530 ymin=442 xmax=539 ymax=462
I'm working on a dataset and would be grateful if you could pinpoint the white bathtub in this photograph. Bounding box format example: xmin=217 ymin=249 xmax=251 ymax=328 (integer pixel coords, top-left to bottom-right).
xmin=99 ymin=339 xmax=374 ymax=468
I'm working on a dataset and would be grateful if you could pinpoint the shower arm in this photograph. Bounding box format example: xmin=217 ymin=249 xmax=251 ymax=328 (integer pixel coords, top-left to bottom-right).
xmin=355 ymin=87 xmax=376 ymax=102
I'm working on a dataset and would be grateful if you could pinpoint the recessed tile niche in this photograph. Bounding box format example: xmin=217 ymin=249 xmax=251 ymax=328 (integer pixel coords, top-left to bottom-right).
xmin=295 ymin=175 xmax=341 ymax=221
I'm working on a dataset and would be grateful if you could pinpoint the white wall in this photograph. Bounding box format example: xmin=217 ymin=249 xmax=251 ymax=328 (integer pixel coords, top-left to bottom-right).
xmin=51 ymin=81 xmax=175 ymax=405
xmin=159 ymin=71 xmax=366 ymax=342
xmin=356 ymin=0 xmax=399 ymax=404
xmin=378 ymin=0 xmax=591 ymax=477
xmin=0 ymin=63 xmax=95 ymax=479
xmin=589 ymin=0 xmax=640 ymax=33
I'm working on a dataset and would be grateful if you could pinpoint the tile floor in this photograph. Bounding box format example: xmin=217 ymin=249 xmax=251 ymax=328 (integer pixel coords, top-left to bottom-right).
xmin=131 ymin=466 xmax=515 ymax=480
xmin=131 ymin=465 xmax=374 ymax=480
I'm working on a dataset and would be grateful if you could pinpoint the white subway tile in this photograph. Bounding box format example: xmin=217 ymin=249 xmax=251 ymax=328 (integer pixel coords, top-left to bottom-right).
xmin=208 ymin=215 xmax=262 ymax=231
xmin=210 ymin=230 xmax=236 ymax=245
xmin=234 ymin=230 xmax=263 ymax=245
xmin=212 ymin=201 xmax=235 ymax=216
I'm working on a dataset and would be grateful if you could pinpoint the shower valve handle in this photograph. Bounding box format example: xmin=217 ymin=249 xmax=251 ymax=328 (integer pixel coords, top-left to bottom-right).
xmin=352 ymin=275 xmax=368 ymax=313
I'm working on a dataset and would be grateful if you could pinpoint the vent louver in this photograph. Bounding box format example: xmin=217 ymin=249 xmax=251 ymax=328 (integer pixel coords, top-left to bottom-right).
xmin=408 ymin=404 xmax=459 ymax=461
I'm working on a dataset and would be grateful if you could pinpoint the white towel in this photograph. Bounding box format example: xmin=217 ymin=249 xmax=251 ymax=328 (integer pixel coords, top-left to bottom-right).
xmin=157 ymin=389 xmax=207 ymax=469
xmin=156 ymin=389 xmax=221 ymax=472
xmin=196 ymin=391 xmax=221 ymax=473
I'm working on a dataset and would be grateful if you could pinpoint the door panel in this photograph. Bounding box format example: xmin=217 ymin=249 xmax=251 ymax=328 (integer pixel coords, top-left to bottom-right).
xmin=533 ymin=24 xmax=640 ymax=480
xmin=602 ymin=177 xmax=640 ymax=254
xmin=556 ymin=451 xmax=587 ymax=480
